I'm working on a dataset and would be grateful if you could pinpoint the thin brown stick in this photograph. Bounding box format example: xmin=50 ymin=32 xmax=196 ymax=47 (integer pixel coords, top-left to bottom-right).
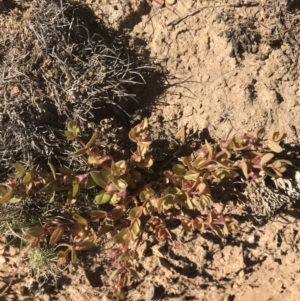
xmin=167 ymin=2 xmax=259 ymax=27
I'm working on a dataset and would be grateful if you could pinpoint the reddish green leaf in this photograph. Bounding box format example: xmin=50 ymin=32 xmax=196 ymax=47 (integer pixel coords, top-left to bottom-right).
xmin=118 ymin=271 xmax=130 ymax=288
xmin=9 ymin=195 xmax=24 ymax=203
xmin=82 ymin=175 xmax=97 ymax=189
xmin=116 ymin=252 xmax=130 ymax=262
xmin=197 ymin=182 xmax=206 ymax=195
xmin=88 ymin=155 xmax=112 ymax=167
xmin=139 ymin=190 xmax=151 ymax=202
xmin=109 ymin=268 xmax=122 ymax=281
xmin=98 ymin=225 xmax=115 ymax=236
xmin=88 ymin=156 xmax=97 ymax=164
xmin=129 ymin=268 xmax=140 ymax=280
xmin=57 ymin=250 xmax=68 ymax=260
xmin=191 ymin=156 xmax=205 ymax=168
xmin=76 ymin=240 xmax=95 ymax=251
xmin=172 ymin=164 xmax=186 ymax=175
xmin=209 ymin=224 xmax=224 ymax=238
xmin=13 ymin=162 xmax=25 ymax=175
xmin=185 ymin=194 xmax=194 ymax=209
xmin=0 ymin=186 xmax=7 ymax=198
xmin=108 ymin=206 xmax=125 ymax=221
xmin=273 ymin=159 xmax=292 ymax=168
xmin=70 ymin=223 xmax=84 ymax=237
xmin=48 ymin=162 xmax=56 ymax=180
xmin=49 ymin=189 xmax=56 ymax=203
xmin=67 ymin=189 xmax=77 ymax=205
xmin=131 ymin=218 xmax=141 ymax=237
xmin=199 ymin=194 xmax=213 ymax=210
xmin=234 ymin=145 xmax=252 ymax=151
xmin=90 ymin=170 xmax=110 ymax=188
xmin=0 ymin=186 xmax=14 ymax=204
xmin=268 ymin=140 xmax=283 ymax=153
xmin=192 ymin=217 xmax=205 ymax=231
xmin=261 ymin=153 xmax=274 ymax=166
xmin=113 ymin=227 xmax=130 ymax=244
xmin=49 ymin=227 xmax=64 ymax=246
xmin=12 ymin=162 xmax=25 ymax=178
xmin=23 ymin=171 xmax=33 ymax=184
xmin=205 ymin=140 xmax=213 ymax=159
xmin=57 ymin=250 xmax=69 ymax=266
xmin=85 ymin=132 xmax=98 ymax=149
xmin=114 ymin=287 xmax=126 ymax=299
xmin=183 ymin=171 xmax=200 ymax=181
xmin=69 ymin=148 xmax=86 ymax=157
xmin=182 ymin=220 xmax=192 ymax=232
xmin=70 ymin=246 xmax=77 ymax=263
xmin=135 ymin=155 xmax=154 ymax=169
xmin=29 ymin=237 xmax=40 ymax=248
xmin=27 ymin=226 xmax=45 ymax=237
xmin=220 ymin=146 xmax=231 ymax=159
xmin=67 ymin=121 xmax=77 ymax=133
xmin=262 ymin=166 xmax=282 ymax=177
xmin=64 ymin=130 xmax=75 ymax=141
xmin=110 ymin=193 xmax=119 ymax=204
xmin=95 ymin=191 xmax=111 ymax=204
xmin=38 ymin=180 xmax=54 ymax=193
xmin=90 ymin=210 xmax=107 ymax=220
xmin=129 ymin=206 xmax=143 ymax=219
xmin=275 ymin=166 xmax=287 ymax=176
xmin=72 ymin=213 xmax=88 ymax=226
xmin=273 ymin=131 xmax=286 ymax=142
xmin=241 ymin=160 xmax=248 ymax=179
xmin=107 ymin=179 xmax=127 ymax=195
xmin=114 ymin=160 xmax=127 ymax=176
xmin=72 ymin=179 xmax=79 ymax=197
xmin=129 ymin=127 xmax=138 ymax=143
xmin=58 ymin=167 xmax=75 ymax=175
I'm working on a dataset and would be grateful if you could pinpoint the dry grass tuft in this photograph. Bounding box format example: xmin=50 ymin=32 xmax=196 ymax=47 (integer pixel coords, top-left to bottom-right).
xmin=0 ymin=0 xmax=152 ymax=172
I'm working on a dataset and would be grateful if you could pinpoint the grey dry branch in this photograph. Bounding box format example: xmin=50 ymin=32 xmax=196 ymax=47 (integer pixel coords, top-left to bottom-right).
xmin=0 ymin=0 xmax=149 ymax=172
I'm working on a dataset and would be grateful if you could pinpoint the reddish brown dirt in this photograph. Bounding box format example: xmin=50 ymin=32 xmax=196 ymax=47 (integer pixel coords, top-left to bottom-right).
xmin=1 ymin=0 xmax=300 ymax=300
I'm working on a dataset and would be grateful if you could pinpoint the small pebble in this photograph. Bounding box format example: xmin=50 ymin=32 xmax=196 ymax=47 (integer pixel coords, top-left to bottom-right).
xmin=152 ymin=0 xmax=164 ymax=8
xmin=42 ymin=294 xmax=50 ymax=301
xmin=183 ymin=106 xmax=193 ymax=117
xmin=247 ymin=235 xmax=255 ymax=244
xmin=147 ymin=285 xmax=155 ymax=301
xmin=295 ymin=171 xmax=300 ymax=183
xmin=166 ymin=0 xmax=176 ymax=4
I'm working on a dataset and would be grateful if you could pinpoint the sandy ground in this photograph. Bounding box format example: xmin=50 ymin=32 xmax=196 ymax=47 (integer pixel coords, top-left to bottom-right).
xmin=1 ymin=0 xmax=300 ymax=300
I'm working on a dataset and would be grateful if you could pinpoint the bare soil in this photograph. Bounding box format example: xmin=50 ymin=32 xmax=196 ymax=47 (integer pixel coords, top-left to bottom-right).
xmin=1 ymin=0 xmax=300 ymax=300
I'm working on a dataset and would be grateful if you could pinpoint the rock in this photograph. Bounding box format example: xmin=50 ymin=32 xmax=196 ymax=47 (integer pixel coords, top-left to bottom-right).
xmin=152 ymin=0 xmax=164 ymax=8
xmin=183 ymin=106 xmax=194 ymax=117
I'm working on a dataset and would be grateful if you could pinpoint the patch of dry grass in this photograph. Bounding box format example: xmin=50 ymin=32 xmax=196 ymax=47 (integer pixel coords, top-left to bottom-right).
xmin=0 ymin=0 xmax=152 ymax=173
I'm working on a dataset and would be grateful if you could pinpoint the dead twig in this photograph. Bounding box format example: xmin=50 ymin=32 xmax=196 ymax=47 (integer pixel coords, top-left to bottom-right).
xmin=167 ymin=2 xmax=259 ymax=27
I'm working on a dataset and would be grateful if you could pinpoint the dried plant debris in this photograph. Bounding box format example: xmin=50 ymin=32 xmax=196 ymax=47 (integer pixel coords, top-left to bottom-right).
xmin=287 ymin=0 xmax=300 ymax=12
xmin=269 ymin=3 xmax=300 ymax=79
xmin=220 ymin=22 xmax=261 ymax=60
xmin=0 ymin=0 xmax=152 ymax=173
xmin=244 ymin=169 xmax=300 ymax=216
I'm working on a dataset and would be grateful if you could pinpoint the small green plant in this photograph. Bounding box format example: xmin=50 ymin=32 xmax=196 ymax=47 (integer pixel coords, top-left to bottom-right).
xmin=29 ymin=245 xmax=60 ymax=282
xmin=0 ymin=119 xmax=291 ymax=300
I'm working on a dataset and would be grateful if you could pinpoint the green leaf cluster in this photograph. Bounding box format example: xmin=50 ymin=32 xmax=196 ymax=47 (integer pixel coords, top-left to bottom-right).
xmin=0 ymin=120 xmax=292 ymax=300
